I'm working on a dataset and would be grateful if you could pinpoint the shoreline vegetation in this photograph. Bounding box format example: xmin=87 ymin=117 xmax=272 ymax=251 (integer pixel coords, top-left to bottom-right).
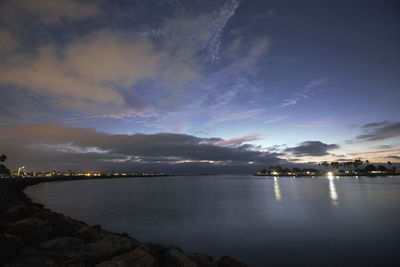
xmin=254 ymin=172 xmax=399 ymax=177
xmin=0 ymin=177 xmax=247 ymax=267
xmin=255 ymin=160 xmax=399 ymax=177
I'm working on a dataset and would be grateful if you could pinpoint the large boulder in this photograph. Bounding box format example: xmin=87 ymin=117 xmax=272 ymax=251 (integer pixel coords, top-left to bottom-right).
xmin=164 ymin=248 xmax=198 ymax=267
xmin=82 ymin=234 xmax=141 ymax=261
xmin=191 ymin=254 xmax=218 ymax=267
xmin=3 ymin=217 xmax=53 ymax=244
xmin=40 ymin=236 xmax=84 ymax=251
xmin=95 ymin=247 xmax=157 ymax=267
xmin=48 ymin=213 xmax=85 ymax=237
xmin=218 ymin=255 xmax=248 ymax=267
xmin=6 ymin=246 xmax=86 ymax=267
xmin=76 ymin=225 xmax=107 ymax=242
xmin=0 ymin=233 xmax=26 ymax=263
xmin=135 ymin=243 xmax=165 ymax=259
xmin=1 ymin=202 xmax=33 ymax=222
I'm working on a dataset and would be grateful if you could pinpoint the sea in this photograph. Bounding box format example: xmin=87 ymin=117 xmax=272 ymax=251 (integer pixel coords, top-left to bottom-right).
xmin=25 ymin=175 xmax=400 ymax=266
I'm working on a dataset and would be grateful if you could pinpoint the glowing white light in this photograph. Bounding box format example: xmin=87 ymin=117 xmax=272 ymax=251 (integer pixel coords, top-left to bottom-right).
xmin=274 ymin=177 xmax=281 ymax=201
xmin=329 ymin=179 xmax=338 ymax=205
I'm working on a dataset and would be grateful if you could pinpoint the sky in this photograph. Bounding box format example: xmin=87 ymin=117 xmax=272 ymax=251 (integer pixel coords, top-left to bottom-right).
xmin=0 ymin=0 xmax=399 ymax=174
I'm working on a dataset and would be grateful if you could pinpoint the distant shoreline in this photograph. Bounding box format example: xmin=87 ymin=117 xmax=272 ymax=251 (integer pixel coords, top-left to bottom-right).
xmin=253 ymin=173 xmax=399 ymax=177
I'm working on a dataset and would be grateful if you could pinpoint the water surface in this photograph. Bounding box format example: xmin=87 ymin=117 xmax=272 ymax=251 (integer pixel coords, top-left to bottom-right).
xmin=26 ymin=175 xmax=400 ymax=266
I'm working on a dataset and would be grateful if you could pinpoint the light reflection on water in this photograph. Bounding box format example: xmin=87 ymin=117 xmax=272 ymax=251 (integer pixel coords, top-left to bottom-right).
xmin=328 ymin=175 xmax=339 ymax=205
xmin=273 ymin=177 xmax=281 ymax=201
xmin=26 ymin=175 xmax=400 ymax=267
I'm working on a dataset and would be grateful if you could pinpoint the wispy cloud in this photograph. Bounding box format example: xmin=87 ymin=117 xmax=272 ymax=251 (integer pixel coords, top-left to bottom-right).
xmin=278 ymin=99 xmax=297 ymax=108
xmin=1 ymin=0 xmax=102 ymax=25
xmin=205 ymin=0 xmax=241 ymax=64
xmin=0 ymin=0 xmax=267 ymax=129
xmin=215 ymin=133 xmax=262 ymax=147
xmin=385 ymin=155 xmax=400 ymax=160
xmin=361 ymin=121 xmax=391 ymax=128
xmin=278 ymin=78 xmax=328 ymax=108
xmin=356 ymin=121 xmax=400 ymax=141
xmin=265 ymin=115 xmax=289 ymax=124
xmin=347 ymin=148 xmax=400 ymax=156
xmin=298 ymin=120 xmax=329 ymax=127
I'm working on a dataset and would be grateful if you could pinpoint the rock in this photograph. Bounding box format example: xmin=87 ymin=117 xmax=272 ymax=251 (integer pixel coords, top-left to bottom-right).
xmin=135 ymin=243 xmax=165 ymax=259
xmin=3 ymin=217 xmax=53 ymax=244
xmin=95 ymin=247 xmax=156 ymax=267
xmin=40 ymin=237 xmax=84 ymax=250
xmin=0 ymin=233 xmax=26 ymax=263
xmin=31 ymin=207 xmax=85 ymax=238
xmin=83 ymin=234 xmax=140 ymax=261
xmin=191 ymin=254 xmax=218 ymax=267
xmin=218 ymin=255 xmax=248 ymax=267
xmin=76 ymin=225 xmax=106 ymax=242
xmin=92 ymin=224 xmax=103 ymax=230
xmin=6 ymin=246 xmax=85 ymax=267
xmin=164 ymin=248 xmax=198 ymax=267
xmin=50 ymin=213 xmax=85 ymax=237
xmin=2 ymin=203 xmax=32 ymax=222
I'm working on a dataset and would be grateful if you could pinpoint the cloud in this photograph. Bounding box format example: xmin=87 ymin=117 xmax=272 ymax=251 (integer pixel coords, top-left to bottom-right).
xmin=298 ymin=120 xmax=329 ymax=127
xmin=0 ymin=30 xmax=20 ymax=55
xmin=0 ymin=124 xmax=285 ymax=172
xmin=1 ymin=0 xmax=101 ymax=25
xmin=356 ymin=121 xmax=400 ymax=141
xmin=361 ymin=121 xmax=391 ymax=128
xmin=285 ymin=141 xmax=339 ymax=157
xmin=207 ymin=0 xmax=240 ymax=64
xmin=265 ymin=115 xmax=289 ymax=124
xmin=204 ymin=0 xmax=241 ymax=64
xmin=0 ymin=28 xmax=203 ymax=116
xmin=246 ymin=37 xmax=270 ymax=62
xmin=374 ymin=145 xmax=392 ymax=149
xmin=335 ymin=158 xmax=352 ymax=162
xmin=0 ymin=0 xmax=274 ymax=133
xmin=347 ymin=148 xmax=400 ymax=156
xmin=385 ymin=155 xmax=400 ymax=160
xmin=159 ymin=0 xmax=240 ymax=65
xmin=215 ymin=133 xmax=262 ymax=147
xmin=304 ymin=78 xmax=328 ymax=90
xmin=278 ymin=99 xmax=297 ymax=108
xmin=279 ymin=78 xmax=328 ymax=108
xmin=0 ymin=0 xmax=253 ymax=125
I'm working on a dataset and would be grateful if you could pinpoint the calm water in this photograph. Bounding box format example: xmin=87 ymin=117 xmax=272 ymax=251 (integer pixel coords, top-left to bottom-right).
xmin=26 ymin=175 xmax=400 ymax=266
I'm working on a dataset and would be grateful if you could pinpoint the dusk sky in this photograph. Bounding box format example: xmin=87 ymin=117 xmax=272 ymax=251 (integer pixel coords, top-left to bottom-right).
xmin=0 ymin=0 xmax=399 ymax=173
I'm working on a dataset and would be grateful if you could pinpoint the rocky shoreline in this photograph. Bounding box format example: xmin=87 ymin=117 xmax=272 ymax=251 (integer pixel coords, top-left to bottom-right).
xmin=0 ymin=178 xmax=247 ymax=267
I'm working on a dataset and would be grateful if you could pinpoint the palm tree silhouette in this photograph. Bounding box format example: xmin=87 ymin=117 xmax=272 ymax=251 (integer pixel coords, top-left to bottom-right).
xmin=0 ymin=154 xmax=7 ymax=163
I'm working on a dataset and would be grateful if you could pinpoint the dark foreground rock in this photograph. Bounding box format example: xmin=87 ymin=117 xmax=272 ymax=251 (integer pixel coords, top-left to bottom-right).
xmin=0 ymin=178 xmax=248 ymax=267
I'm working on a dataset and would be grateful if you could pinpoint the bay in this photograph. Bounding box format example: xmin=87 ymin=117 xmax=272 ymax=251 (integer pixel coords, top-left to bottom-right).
xmin=25 ymin=175 xmax=400 ymax=266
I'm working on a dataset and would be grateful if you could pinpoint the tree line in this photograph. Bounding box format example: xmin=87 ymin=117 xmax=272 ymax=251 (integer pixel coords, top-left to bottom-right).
xmin=257 ymin=159 xmax=397 ymax=176
xmin=319 ymin=159 xmax=394 ymax=172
